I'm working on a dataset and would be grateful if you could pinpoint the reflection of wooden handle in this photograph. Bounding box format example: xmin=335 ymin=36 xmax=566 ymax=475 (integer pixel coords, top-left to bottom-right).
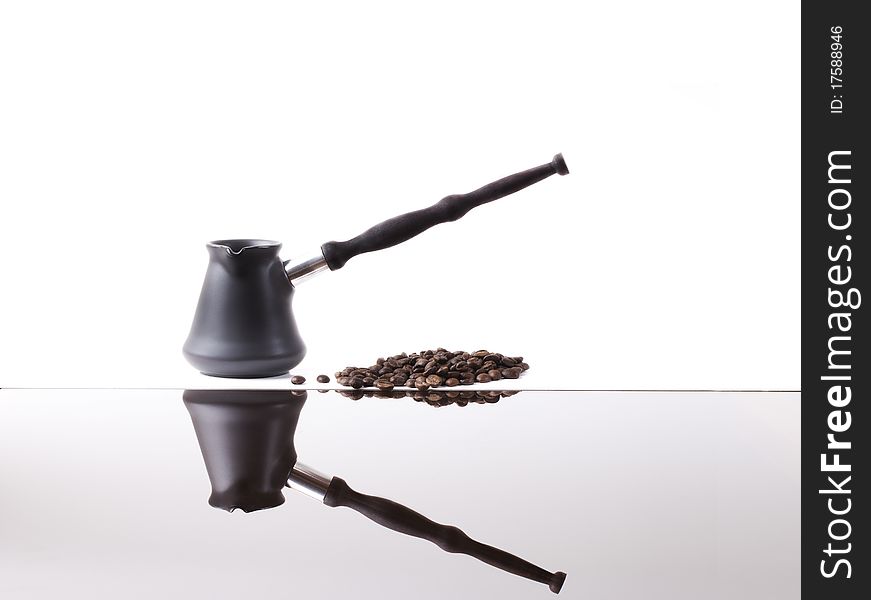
xmin=323 ymin=476 xmax=567 ymax=594
xmin=320 ymin=154 xmax=569 ymax=270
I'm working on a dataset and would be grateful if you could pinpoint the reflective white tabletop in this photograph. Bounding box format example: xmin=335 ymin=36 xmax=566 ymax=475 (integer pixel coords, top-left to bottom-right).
xmin=0 ymin=389 xmax=799 ymax=599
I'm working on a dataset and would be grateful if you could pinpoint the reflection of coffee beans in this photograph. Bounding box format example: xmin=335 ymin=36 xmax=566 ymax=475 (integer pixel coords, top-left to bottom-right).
xmin=338 ymin=388 xmax=521 ymax=407
xmin=334 ymin=349 xmax=528 ymax=392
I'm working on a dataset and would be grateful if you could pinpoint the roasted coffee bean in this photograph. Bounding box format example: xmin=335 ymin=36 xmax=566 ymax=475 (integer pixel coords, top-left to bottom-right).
xmin=375 ymin=379 xmax=395 ymax=390
xmin=291 ymin=375 xmax=306 ymax=385
xmin=335 ymin=348 xmax=528 ymax=394
xmin=317 ymin=374 xmax=330 ymax=383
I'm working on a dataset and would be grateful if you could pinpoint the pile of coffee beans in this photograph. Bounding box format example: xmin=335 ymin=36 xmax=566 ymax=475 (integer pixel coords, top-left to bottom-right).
xmin=334 ymin=349 xmax=528 ymax=391
xmin=338 ymin=388 xmax=520 ymax=407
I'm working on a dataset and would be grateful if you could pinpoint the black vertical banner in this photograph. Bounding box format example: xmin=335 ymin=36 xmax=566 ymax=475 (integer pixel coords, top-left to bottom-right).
xmin=803 ymin=2 xmax=869 ymax=598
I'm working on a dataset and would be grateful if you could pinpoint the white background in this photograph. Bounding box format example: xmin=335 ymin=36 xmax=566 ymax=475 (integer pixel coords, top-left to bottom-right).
xmin=0 ymin=1 xmax=800 ymax=389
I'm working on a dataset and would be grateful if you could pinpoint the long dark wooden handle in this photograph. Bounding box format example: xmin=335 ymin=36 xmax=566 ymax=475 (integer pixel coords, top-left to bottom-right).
xmin=323 ymin=476 xmax=567 ymax=593
xmin=320 ymin=154 xmax=569 ymax=270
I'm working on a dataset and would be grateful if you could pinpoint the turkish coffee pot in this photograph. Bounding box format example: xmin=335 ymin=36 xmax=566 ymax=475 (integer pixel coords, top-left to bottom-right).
xmin=183 ymin=154 xmax=569 ymax=378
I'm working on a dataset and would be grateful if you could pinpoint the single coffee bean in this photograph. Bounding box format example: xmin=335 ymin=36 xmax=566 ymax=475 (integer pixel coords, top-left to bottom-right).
xmin=445 ymin=377 xmax=460 ymax=387
xmin=426 ymin=374 xmax=443 ymax=386
xmin=291 ymin=375 xmax=306 ymax=385
xmin=375 ymin=379 xmax=395 ymax=390
xmin=488 ymin=369 xmax=502 ymax=380
xmin=472 ymin=350 xmax=489 ymax=358
xmin=316 ymin=374 xmax=330 ymax=383
xmin=501 ymin=368 xmax=519 ymax=379
xmin=501 ymin=357 xmax=516 ymax=367
xmin=476 ymin=373 xmax=492 ymax=383
xmin=349 ymin=377 xmax=363 ymax=389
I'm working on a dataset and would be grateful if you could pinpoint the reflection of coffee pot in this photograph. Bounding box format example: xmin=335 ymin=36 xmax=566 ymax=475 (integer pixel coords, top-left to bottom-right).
xmin=182 ymin=155 xmax=569 ymax=378
xmin=183 ymin=390 xmax=567 ymax=594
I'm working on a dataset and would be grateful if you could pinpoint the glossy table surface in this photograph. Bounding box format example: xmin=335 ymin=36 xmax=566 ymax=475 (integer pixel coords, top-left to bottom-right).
xmin=0 ymin=389 xmax=799 ymax=599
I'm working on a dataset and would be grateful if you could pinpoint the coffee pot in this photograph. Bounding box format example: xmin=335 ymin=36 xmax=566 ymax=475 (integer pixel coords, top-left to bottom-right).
xmin=183 ymin=154 xmax=569 ymax=378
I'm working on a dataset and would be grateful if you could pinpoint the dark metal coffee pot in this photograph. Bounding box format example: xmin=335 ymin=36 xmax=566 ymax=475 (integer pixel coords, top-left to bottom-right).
xmin=183 ymin=154 xmax=569 ymax=378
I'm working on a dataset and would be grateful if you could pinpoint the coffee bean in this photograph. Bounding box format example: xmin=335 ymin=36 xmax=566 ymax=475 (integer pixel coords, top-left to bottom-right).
xmin=375 ymin=379 xmax=395 ymax=390
xmin=334 ymin=348 xmax=529 ymax=403
xmin=317 ymin=374 xmax=330 ymax=383
xmin=291 ymin=375 xmax=306 ymax=385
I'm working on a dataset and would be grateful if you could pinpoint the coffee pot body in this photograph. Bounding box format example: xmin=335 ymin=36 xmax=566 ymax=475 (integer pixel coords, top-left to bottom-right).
xmin=183 ymin=240 xmax=306 ymax=378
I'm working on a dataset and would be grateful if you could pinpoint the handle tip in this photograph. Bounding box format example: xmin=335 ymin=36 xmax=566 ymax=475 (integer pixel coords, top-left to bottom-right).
xmin=551 ymin=154 xmax=569 ymax=176
xmin=549 ymin=572 xmax=567 ymax=594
